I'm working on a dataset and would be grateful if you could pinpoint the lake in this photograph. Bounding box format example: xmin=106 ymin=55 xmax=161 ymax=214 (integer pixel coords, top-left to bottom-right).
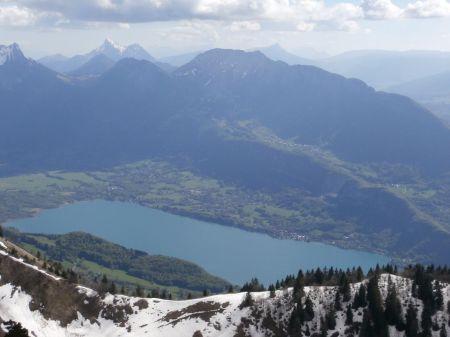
xmin=6 ymin=200 xmax=389 ymax=285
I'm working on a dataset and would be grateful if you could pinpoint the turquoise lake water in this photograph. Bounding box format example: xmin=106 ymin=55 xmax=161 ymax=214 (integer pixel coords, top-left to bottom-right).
xmin=6 ymin=200 xmax=389 ymax=285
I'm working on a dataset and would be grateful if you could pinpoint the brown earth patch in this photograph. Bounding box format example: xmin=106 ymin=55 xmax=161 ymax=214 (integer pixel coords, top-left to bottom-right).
xmin=160 ymin=301 xmax=226 ymax=326
xmin=0 ymin=254 xmax=102 ymax=326
xmin=134 ymin=299 xmax=149 ymax=310
xmin=101 ymin=303 xmax=133 ymax=326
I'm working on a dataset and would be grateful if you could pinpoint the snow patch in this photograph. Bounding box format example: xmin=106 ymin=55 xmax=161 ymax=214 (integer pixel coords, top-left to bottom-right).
xmin=0 ymin=241 xmax=7 ymax=250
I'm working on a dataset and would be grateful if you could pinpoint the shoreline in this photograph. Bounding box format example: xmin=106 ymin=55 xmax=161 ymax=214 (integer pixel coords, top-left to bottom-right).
xmin=2 ymin=198 xmax=397 ymax=269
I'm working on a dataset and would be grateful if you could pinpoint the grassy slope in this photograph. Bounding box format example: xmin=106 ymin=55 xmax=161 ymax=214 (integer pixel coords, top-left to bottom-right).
xmin=7 ymin=230 xmax=231 ymax=297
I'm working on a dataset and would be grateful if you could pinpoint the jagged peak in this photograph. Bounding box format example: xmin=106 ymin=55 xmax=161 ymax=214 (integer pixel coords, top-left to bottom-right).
xmin=97 ymin=38 xmax=126 ymax=53
xmin=0 ymin=43 xmax=27 ymax=66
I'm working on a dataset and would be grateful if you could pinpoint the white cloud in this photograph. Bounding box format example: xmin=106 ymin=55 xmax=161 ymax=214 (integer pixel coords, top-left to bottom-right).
xmin=161 ymin=20 xmax=220 ymax=44
xmin=228 ymin=20 xmax=261 ymax=31
xmin=0 ymin=5 xmax=35 ymax=26
xmin=405 ymin=0 xmax=450 ymax=18
xmin=362 ymin=0 xmax=403 ymax=19
xmin=2 ymin=0 xmax=450 ymax=33
xmin=296 ymin=21 xmax=315 ymax=32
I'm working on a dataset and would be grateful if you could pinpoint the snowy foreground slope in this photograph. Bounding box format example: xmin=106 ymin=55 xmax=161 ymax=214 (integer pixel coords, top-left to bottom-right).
xmin=0 ymin=241 xmax=449 ymax=337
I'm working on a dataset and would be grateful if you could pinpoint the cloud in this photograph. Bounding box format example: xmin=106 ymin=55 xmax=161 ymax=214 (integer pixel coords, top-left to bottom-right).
xmin=1 ymin=0 xmax=450 ymax=32
xmin=0 ymin=5 xmax=36 ymax=26
xmin=296 ymin=21 xmax=315 ymax=32
xmin=227 ymin=20 xmax=261 ymax=31
xmin=404 ymin=0 xmax=450 ymax=18
xmin=361 ymin=0 xmax=402 ymax=19
xmin=161 ymin=20 xmax=220 ymax=44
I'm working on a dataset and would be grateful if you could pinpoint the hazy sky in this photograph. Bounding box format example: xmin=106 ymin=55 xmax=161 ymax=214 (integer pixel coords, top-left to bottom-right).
xmin=1 ymin=0 xmax=450 ymax=58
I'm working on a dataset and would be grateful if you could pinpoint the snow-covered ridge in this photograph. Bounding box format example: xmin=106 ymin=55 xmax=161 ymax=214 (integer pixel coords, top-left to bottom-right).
xmin=0 ymin=245 xmax=449 ymax=337
xmin=94 ymin=38 xmax=126 ymax=54
xmin=87 ymin=38 xmax=154 ymax=62
xmin=1 ymin=272 xmax=449 ymax=336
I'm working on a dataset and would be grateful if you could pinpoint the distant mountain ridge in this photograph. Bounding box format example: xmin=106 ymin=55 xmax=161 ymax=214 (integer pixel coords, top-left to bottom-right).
xmin=2 ymin=44 xmax=450 ymax=265
xmin=174 ymin=49 xmax=450 ymax=174
xmin=5 ymin=45 xmax=450 ymax=179
xmin=389 ymin=70 xmax=450 ymax=101
xmin=253 ymin=44 xmax=315 ymax=66
xmin=159 ymin=44 xmax=322 ymax=68
xmin=69 ymin=54 xmax=115 ymax=77
xmin=316 ymin=50 xmax=450 ymax=88
xmin=158 ymin=50 xmax=202 ymax=67
xmin=38 ymin=39 xmax=162 ymax=74
xmin=88 ymin=38 xmax=155 ymax=62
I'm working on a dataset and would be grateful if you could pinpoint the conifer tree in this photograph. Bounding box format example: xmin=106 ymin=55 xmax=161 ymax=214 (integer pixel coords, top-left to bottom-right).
xmin=304 ymin=296 xmax=315 ymax=321
xmin=353 ymin=284 xmax=367 ymax=309
xmin=356 ymin=267 xmax=364 ymax=282
xmin=289 ymin=308 xmax=303 ymax=337
xmin=359 ymin=309 xmax=373 ymax=337
xmin=325 ymin=307 xmax=336 ymax=330
xmin=319 ymin=316 xmax=328 ymax=337
xmin=384 ymin=282 xmax=404 ymax=329
xmin=99 ymin=274 xmax=108 ymax=294
xmin=440 ymin=324 xmax=448 ymax=337
xmin=293 ymin=276 xmax=305 ymax=303
xmin=135 ymin=285 xmax=144 ymax=297
xmin=421 ymin=303 xmax=433 ymax=337
xmin=314 ymin=268 xmax=325 ymax=285
xmin=239 ymin=292 xmax=254 ymax=309
xmin=405 ymin=303 xmax=419 ymax=337
xmin=268 ymin=284 xmax=276 ymax=298
xmin=367 ymin=275 xmax=388 ymax=337
xmin=339 ymin=274 xmax=351 ymax=302
xmin=161 ymin=290 xmax=167 ymax=299
xmin=334 ymin=291 xmax=342 ymax=311
xmin=345 ymin=305 xmax=353 ymax=326
xmin=434 ymin=280 xmax=444 ymax=311
xmin=108 ymin=282 xmax=117 ymax=295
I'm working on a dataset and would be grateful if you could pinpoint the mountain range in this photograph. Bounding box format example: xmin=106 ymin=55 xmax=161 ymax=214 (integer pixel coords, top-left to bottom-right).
xmin=1 ymin=42 xmax=450 ymax=265
xmin=38 ymin=39 xmax=174 ymax=75
xmin=315 ymin=50 xmax=450 ymax=89
xmin=387 ymin=70 xmax=450 ymax=124
xmin=251 ymin=44 xmax=316 ymax=66
xmin=38 ymin=41 xmax=450 ymax=91
xmin=232 ymin=45 xmax=450 ymax=90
